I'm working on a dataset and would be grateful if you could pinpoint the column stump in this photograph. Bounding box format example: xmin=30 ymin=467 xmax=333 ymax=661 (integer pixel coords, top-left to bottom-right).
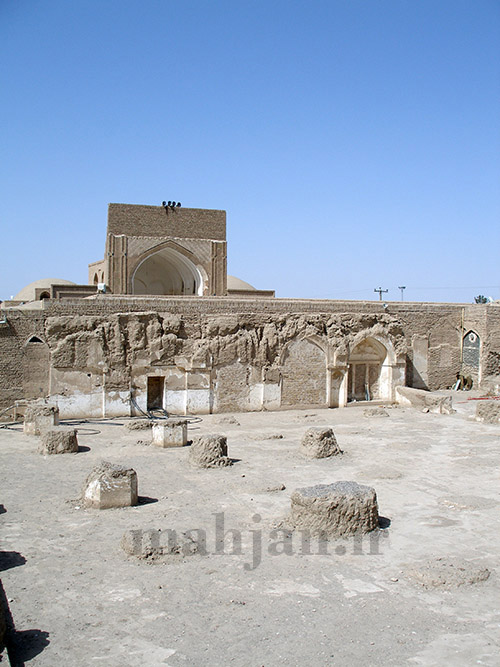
xmin=290 ymin=481 xmax=379 ymax=537
xmin=152 ymin=420 xmax=188 ymax=448
xmin=83 ymin=462 xmax=138 ymax=509
xmin=38 ymin=426 xmax=78 ymax=455
xmin=24 ymin=404 xmax=59 ymax=436
xmin=189 ymin=434 xmax=232 ymax=468
xmin=300 ymin=427 xmax=342 ymax=458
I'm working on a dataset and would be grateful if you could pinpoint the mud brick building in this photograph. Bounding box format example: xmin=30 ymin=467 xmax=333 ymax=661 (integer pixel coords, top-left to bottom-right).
xmin=1 ymin=203 xmax=499 ymax=418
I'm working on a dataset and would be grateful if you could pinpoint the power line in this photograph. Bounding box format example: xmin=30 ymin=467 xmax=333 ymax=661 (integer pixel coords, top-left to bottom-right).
xmin=374 ymin=287 xmax=388 ymax=301
xmin=325 ymin=285 xmax=499 ymax=294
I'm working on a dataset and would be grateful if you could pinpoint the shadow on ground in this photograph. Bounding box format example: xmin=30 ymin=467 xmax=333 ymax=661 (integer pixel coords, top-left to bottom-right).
xmin=1 ymin=580 xmax=50 ymax=666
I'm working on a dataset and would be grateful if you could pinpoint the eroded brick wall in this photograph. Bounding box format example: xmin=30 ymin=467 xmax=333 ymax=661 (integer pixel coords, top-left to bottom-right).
xmin=1 ymin=298 xmax=497 ymax=415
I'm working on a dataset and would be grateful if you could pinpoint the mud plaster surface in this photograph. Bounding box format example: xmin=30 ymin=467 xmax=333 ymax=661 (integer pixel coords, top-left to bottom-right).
xmin=0 ymin=391 xmax=499 ymax=666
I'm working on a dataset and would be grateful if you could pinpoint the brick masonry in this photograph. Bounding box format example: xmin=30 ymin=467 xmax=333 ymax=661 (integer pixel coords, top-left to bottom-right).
xmin=1 ymin=297 xmax=497 ymax=418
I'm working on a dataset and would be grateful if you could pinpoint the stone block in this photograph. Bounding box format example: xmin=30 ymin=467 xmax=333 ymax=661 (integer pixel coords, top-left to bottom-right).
xmin=475 ymin=400 xmax=500 ymax=424
xmin=300 ymin=427 xmax=342 ymax=458
xmin=152 ymin=420 xmax=188 ymax=448
xmin=395 ymin=386 xmax=454 ymax=414
xmin=189 ymin=434 xmax=233 ymax=468
xmin=39 ymin=427 xmax=78 ymax=455
xmin=24 ymin=403 xmax=59 ymax=436
xmin=290 ymin=481 xmax=379 ymax=537
xmin=83 ymin=462 xmax=138 ymax=509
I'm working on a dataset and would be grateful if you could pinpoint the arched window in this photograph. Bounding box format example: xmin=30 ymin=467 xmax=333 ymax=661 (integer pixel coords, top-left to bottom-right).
xmin=39 ymin=292 xmax=50 ymax=300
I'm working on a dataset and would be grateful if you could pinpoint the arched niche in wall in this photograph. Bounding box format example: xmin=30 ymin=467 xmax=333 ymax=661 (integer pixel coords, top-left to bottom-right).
xmin=462 ymin=330 xmax=480 ymax=369
xmin=213 ymin=360 xmax=251 ymax=412
xmin=131 ymin=245 xmax=204 ymax=296
xmin=281 ymin=338 xmax=327 ymax=407
xmin=347 ymin=337 xmax=388 ymax=401
xmin=23 ymin=336 xmax=50 ymax=398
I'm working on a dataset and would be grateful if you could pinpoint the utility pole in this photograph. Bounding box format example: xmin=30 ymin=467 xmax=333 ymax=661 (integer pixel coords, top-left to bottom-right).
xmin=398 ymin=285 xmax=406 ymax=301
xmin=374 ymin=287 xmax=388 ymax=301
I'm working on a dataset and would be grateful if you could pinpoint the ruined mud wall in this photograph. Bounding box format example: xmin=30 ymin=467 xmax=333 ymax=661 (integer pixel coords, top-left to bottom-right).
xmin=1 ymin=298 xmax=497 ymax=417
xmin=40 ymin=308 xmax=406 ymax=416
xmin=0 ymin=314 xmax=47 ymax=412
xmin=483 ymin=306 xmax=500 ymax=391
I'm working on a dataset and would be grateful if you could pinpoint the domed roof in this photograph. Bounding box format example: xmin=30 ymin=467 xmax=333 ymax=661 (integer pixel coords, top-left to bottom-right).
xmin=14 ymin=278 xmax=76 ymax=302
xmin=227 ymin=275 xmax=256 ymax=291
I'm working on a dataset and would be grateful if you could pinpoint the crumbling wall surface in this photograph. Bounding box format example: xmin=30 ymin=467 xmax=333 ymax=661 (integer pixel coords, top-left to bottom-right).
xmin=2 ymin=299 xmax=498 ymax=416
xmin=482 ymin=307 xmax=500 ymax=391
xmin=38 ymin=309 xmax=410 ymax=416
xmin=427 ymin=315 xmax=462 ymax=390
xmin=405 ymin=305 xmax=489 ymax=391
xmin=281 ymin=339 xmax=326 ymax=407
xmin=213 ymin=360 xmax=252 ymax=412
xmin=0 ymin=314 xmax=46 ymax=414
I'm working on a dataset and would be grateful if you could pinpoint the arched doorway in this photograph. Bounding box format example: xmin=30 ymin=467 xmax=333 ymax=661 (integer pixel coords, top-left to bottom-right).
xmin=347 ymin=337 xmax=388 ymax=401
xmin=281 ymin=339 xmax=327 ymax=407
xmin=132 ymin=247 xmax=203 ymax=295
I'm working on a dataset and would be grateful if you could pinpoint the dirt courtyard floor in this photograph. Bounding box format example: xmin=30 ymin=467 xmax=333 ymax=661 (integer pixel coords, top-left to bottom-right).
xmin=1 ymin=392 xmax=499 ymax=666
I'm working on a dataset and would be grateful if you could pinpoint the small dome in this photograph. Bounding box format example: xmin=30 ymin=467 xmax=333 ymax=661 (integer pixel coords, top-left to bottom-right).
xmin=227 ymin=275 xmax=256 ymax=291
xmin=14 ymin=278 xmax=76 ymax=302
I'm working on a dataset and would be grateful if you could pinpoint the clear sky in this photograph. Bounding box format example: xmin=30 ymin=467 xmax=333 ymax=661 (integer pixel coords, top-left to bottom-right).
xmin=1 ymin=0 xmax=499 ymax=303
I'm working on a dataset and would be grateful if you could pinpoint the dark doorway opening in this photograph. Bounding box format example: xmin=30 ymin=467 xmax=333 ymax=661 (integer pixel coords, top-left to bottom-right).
xmin=147 ymin=376 xmax=164 ymax=410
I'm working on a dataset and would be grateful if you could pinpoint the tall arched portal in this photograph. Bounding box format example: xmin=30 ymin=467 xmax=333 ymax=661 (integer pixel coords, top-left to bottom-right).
xmin=132 ymin=247 xmax=203 ymax=296
xmin=347 ymin=337 xmax=388 ymax=401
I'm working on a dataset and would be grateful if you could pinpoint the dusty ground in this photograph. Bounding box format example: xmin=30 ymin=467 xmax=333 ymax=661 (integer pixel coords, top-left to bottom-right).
xmin=0 ymin=392 xmax=499 ymax=666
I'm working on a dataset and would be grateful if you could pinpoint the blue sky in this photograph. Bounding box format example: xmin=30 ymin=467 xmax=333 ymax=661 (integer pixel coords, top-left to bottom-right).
xmin=1 ymin=0 xmax=499 ymax=302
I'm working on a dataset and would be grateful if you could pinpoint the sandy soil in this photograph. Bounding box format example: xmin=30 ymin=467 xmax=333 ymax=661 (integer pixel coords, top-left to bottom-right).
xmin=1 ymin=393 xmax=499 ymax=666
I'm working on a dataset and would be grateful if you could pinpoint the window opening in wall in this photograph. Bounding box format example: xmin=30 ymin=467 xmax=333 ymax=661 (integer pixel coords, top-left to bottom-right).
xmin=147 ymin=376 xmax=164 ymax=410
xmin=39 ymin=292 xmax=50 ymax=300
xmin=28 ymin=336 xmax=43 ymax=343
